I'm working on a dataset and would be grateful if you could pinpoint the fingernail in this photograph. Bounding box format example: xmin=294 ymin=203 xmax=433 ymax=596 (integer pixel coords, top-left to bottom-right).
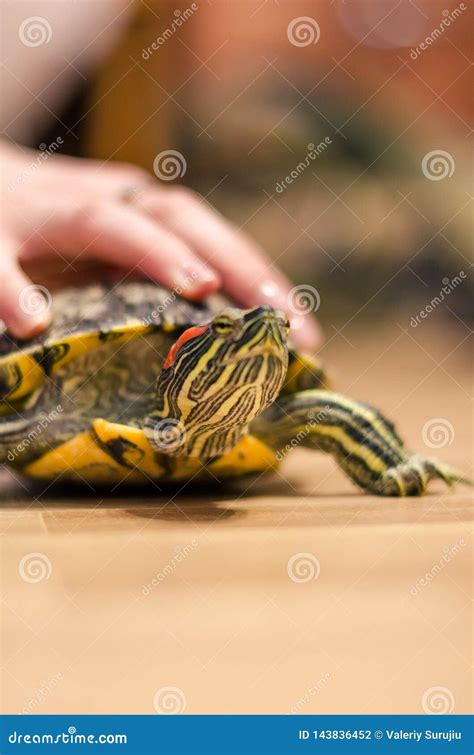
xmin=175 ymin=264 xmax=220 ymax=298
xmin=259 ymin=280 xmax=285 ymax=303
xmin=9 ymin=311 xmax=51 ymax=340
xmin=257 ymin=280 xmax=294 ymax=316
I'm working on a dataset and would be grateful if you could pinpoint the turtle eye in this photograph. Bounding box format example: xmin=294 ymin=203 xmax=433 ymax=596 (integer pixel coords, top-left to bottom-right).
xmin=213 ymin=317 xmax=235 ymax=335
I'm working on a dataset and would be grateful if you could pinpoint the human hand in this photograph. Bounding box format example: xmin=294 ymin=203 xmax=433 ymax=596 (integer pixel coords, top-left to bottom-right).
xmin=0 ymin=143 xmax=322 ymax=349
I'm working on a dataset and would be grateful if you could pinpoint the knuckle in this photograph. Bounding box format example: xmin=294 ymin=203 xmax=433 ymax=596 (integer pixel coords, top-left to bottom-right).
xmin=166 ymin=186 xmax=195 ymax=207
xmin=141 ymin=186 xmax=196 ymax=218
xmin=73 ymin=200 xmax=111 ymax=236
xmin=159 ymin=186 xmax=198 ymax=218
xmin=109 ymin=162 xmax=150 ymax=183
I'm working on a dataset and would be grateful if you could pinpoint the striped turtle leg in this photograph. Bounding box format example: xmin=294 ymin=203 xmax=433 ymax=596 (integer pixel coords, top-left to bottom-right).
xmin=251 ymin=389 xmax=469 ymax=496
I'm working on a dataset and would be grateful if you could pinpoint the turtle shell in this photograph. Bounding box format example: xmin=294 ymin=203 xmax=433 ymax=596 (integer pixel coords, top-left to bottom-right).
xmin=0 ymin=281 xmax=227 ymax=411
xmin=0 ymin=280 xmax=330 ymax=482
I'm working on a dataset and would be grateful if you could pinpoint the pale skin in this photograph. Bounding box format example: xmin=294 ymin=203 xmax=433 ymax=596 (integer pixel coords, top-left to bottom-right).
xmin=0 ymin=141 xmax=321 ymax=349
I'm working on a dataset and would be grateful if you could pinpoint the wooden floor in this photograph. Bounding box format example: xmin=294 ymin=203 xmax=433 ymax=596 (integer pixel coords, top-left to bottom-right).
xmin=1 ymin=323 xmax=472 ymax=715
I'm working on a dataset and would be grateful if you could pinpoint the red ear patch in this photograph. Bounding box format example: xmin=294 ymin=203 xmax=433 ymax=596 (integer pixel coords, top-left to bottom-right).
xmin=163 ymin=325 xmax=208 ymax=369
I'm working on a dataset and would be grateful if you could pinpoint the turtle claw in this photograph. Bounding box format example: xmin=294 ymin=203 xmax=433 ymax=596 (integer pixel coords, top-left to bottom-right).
xmin=378 ymin=456 xmax=471 ymax=497
xmin=423 ymin=458 xmax=472 ymax=490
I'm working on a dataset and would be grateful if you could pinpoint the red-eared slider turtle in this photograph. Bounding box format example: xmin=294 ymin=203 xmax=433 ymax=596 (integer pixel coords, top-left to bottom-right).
xmin=0 ymin=281 xmax=467 ymax=494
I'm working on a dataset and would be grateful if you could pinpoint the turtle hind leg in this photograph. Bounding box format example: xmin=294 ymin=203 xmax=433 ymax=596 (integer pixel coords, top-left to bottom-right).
xmin=251 ymin=389 xmax=470 ymax=497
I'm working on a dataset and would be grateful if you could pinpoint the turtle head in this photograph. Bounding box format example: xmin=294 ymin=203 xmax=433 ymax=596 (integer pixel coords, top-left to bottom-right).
xmin=145 ymin=306 xmax=289 ymax=458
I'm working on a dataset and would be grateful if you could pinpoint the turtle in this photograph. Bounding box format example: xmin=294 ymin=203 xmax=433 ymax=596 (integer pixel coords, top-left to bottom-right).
xmin=0 ymin=280 xmax=467 ymax=495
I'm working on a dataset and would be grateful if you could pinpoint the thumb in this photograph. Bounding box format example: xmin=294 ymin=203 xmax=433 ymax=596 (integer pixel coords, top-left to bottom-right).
xmin=0 ymin=245 xmax=52 ymax=339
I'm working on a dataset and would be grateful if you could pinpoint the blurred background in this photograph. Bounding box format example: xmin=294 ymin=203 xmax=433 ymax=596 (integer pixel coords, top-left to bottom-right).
xmin=2 ymin=0 xmax=472 ymax=329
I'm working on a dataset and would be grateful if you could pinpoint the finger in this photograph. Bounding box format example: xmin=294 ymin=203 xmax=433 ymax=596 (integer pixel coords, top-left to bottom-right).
xmin=0 ymin=242 xmax=52 ymax=339
xmin=50 ymin=158 xmax=155 ymax=199
xmin=136 ymin=188 xmax=322 ymax=350
xmin=64 ymin=201 xmax=220 ymax=298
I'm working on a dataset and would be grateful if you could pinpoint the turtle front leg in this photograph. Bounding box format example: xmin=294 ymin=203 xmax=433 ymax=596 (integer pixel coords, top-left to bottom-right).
xmin=251 ymin=389 xmax=468 ymax=496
